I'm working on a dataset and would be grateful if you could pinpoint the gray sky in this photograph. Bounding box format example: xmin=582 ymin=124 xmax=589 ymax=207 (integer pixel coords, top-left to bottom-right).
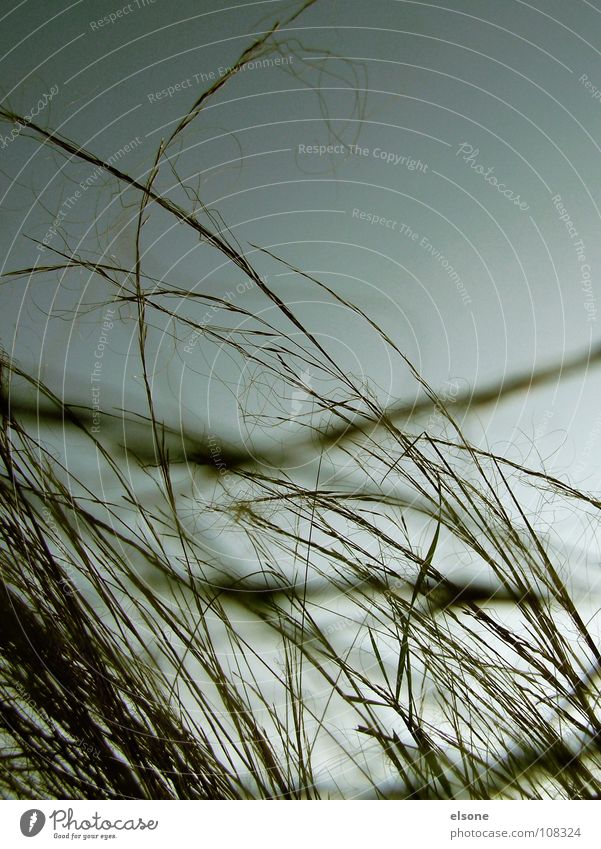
xmin=4 ymin=0 xmax=601 ymax=794
xmin=1 ymin=0 xmax=601 ymax=502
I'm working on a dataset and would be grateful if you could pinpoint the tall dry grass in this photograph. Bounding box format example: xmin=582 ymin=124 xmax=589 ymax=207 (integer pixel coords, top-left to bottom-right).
xmin=1 ymin=0 xmax=600 ymax=799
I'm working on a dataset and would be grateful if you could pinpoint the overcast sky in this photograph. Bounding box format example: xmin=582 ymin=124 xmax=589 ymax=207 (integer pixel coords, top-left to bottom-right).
xmin=2 ymin=0 xmax=601 ymax=508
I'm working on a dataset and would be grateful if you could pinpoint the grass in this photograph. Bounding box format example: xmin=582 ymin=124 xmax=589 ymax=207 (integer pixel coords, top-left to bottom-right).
xmin=1 ymin=0 xmax=600 ymax=799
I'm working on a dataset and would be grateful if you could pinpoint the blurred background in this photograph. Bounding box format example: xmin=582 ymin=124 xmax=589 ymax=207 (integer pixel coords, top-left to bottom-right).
xmin=2 ymin=0 xmax=601 ymax=481
xmin=2 ymin=0 xmax=601 ymax=797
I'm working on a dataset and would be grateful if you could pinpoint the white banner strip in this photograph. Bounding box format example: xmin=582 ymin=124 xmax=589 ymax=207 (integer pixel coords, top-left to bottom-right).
xmin=0 ymin=800 xmax=598 ymax=848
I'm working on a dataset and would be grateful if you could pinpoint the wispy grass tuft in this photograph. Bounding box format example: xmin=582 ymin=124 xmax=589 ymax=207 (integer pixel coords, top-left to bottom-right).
xmin=1 ymin=1 xmax=600 ymax=799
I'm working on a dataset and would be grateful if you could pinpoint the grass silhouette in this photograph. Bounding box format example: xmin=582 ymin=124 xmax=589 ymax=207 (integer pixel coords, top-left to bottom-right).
xmin=1 ymin=0 xmax=600 ymax=799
